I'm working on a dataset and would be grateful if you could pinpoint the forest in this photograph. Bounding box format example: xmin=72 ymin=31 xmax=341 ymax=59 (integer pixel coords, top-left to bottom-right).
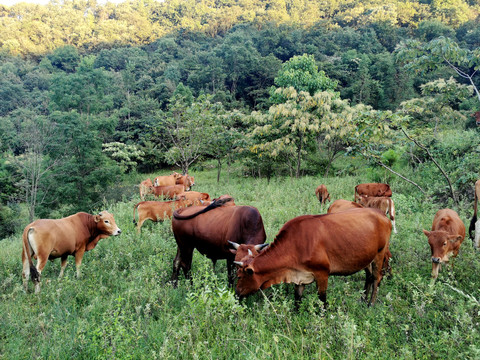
xmin=1 ymin=0 xmax=480 ymax=358
xmin=1 ymin=0 xmax=479 ymax=236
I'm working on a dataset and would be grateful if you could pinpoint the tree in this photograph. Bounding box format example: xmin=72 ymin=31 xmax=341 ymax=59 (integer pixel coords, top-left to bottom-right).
xmin=157 ymin=89 xmax=218 ymax=174
xmin=396 ymin=36 xmax=480 ymax=108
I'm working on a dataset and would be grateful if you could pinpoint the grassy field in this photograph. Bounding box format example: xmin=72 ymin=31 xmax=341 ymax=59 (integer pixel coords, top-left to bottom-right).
xmin=1 ymin=168 xmax=480 ymax=359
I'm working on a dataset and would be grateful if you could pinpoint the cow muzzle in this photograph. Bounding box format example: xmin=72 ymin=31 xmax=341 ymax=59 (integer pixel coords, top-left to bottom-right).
xmin=431 ymin=257 xmax=441 ymax=264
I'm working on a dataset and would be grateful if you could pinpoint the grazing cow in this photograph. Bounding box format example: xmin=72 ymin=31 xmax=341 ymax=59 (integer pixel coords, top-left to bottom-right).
xmin=473 ymin=111 xmax=480 ymax=126
xmin=355 ymin=183 xmax=392 ymax=202
xmin=327 ymin=199 xmax=392 ymax=277
xmin=22 ymin=211 xmax=121 ymax=293
xmin=315 ymin=184 xmax=331 ymax=205
xmin=469 ymin=179 xmax=480 ymax=248
xmin=153 ymin=173 xmax=182 ymax=187
xmin=175 ymin=173 xmax=195 ymax=191
xmin=423 ymin=208 xmax=466 ymax=280
xmin=139 ymin=178 xmax=153 ymax=200
xmin=234 ymin=208 xmax=392 ymax=306
xmin=327 ymin=199 xmax=363 ymax=213
xmin=171 ymin=195 xmax=266 ymax=287
xmin=357 ymin=195 xmax=397 ymax=233
xmin=177 ymin=191 xmax=211 ymax=203
xmin=133 ymin=199 xmax=196 ymax=233
xmin=152 ymin=184 xmax=186 ymax=199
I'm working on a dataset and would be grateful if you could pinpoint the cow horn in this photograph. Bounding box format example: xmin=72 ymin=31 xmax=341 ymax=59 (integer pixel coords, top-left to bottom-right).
xmin=234 ymin=261 xmax=244 ymax=266
xmin=248 ymin=249 xmax=253 ymax=256
xmin=254 ymin=243 xmax=269 ymax=251
xmin=228 ymin=241 xmax=240 ymax=249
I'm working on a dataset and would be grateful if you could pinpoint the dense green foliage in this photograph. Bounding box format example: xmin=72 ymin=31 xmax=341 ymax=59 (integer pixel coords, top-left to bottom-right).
xmin=1 ymin=170 xmax=480 ymax=358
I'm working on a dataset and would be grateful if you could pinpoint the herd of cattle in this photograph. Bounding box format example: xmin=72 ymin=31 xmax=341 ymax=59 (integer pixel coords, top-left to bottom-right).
xmin=21 ymin=174 xmax=478 ymax=308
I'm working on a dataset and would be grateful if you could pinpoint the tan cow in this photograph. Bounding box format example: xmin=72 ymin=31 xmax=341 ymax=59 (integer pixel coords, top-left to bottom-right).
xmin=153 ymin=173 xmax=182 ymax=187
xmin=133 ymin=199 xmax=195 ymax=233
xmin=315 ymin=184 xmax=331 ymax=205
xmin=175 ymin=173 xmax=195 ymax=191
xmin=473 ymin=111 xmax=480 ymax=126
xmin=355 ymin=183 xmax=392 ymax=202
xmin=327 ymin=199 xmax=363 ymax=213
xmin=177 ymin=191 xmax=211 ymax=203
xmin=139 ymin=178 xmax=153 ymax=200
xmin=423 ymin=208 xmax=466 ymax=279
xmin=152 ymin=185 xmax=186 ymax=199
xmin=22 ymin=211 xmax=121 ymax=293
xmin=469 ymin=179 xmax=480 ymax=248
xmin=357 ymin=195 xmax=397 ymax=234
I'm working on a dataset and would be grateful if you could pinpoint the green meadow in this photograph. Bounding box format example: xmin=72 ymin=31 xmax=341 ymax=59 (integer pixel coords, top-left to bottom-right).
xmin=1 ymin=168 xmax=479 ymax=359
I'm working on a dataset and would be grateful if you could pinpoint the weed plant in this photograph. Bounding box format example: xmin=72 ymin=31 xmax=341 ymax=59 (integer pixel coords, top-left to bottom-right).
xmin=1 ymin=168 xmax=480 ymax=359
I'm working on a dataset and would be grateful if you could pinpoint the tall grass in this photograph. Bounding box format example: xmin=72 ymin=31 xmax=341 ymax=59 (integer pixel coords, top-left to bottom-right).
xmin=1 ymin=168 xmax=480 ymax=359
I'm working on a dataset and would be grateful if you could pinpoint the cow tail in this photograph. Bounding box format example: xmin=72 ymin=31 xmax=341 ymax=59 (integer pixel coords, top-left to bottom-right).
xmin=469 ymin=188 xmax=478 ymax=240
xmin=24 ymin=228 xmax=40 ymax=282
xmin=133 ymin=203 xmax=139 ymax=225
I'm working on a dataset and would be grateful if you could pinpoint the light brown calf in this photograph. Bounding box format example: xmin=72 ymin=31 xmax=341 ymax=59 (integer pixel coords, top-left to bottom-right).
xmin=357 ymin=195 xmax=397 ymax=233
xmin=133 ymin=199 xmax=195 ymax=233
xmin=315 ymin=184 xmax=331 ymax=205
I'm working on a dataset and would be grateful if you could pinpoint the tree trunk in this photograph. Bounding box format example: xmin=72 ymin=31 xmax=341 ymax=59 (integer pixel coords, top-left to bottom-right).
xmin=217 ymin=158 xmax=222 ymax=183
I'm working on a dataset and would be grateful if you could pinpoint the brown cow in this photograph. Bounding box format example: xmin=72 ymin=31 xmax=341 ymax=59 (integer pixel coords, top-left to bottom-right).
xmin=139 ymin=178 xmax=153 ymax=200
xmin=357 ymin=195 xmax=397 ymax=234
xmin=175 ymin=173 xmax=195 ymax=191
xmin=153 ymin=173 xmax=182 ymax=187
xmin=315 ymin=184 xmax=331 ymax=205
xmin=152 ymin=184 xmax=186 ymax=199
xmin=473 ymin=111 xmax=480 ymax=126
xmin=234 ymin=208 xmax=391 ymax=306
xmin=469 ymin=179 xmax=480 ymax=248
xmin=327 ymin=199 xmax=363 ymax=213
xmin=171 ymin=195 xmax=266 ymax=287
xmin=423 ymin=208 xmax=466 ymax=280
xmin=133 ymin=199 xmax=197 ymax=233
xmin=22 ymin=211 xmax=121 ymax=293
xmin=327 ymin=199 xmax=392 ymax=277
xmin=355 ymin=183 xmax=392 ymax=202
xmin=177 ymin=191 xmax=211 ymax=203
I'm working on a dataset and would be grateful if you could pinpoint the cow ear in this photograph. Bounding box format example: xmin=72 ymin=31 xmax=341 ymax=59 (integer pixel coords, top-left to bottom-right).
xmin=246 ymin=266 xmax=254 ymax=275
xmin=422 ymin=229 xmax=430 ymax=237
xmin=94 ymin=214 xmax=101 ymax=223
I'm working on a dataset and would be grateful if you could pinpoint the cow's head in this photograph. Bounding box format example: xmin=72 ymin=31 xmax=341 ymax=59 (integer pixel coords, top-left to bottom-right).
xmin=94 ymin=211 xmax=122 ymax=236
xmin=228 ymin=241 xmax=269 ymax=261
xmin=423 ymin=229 xmax=462 ymax=279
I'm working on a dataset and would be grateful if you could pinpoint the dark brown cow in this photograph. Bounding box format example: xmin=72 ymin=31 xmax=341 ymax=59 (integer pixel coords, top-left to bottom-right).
xmin=152 ymin=184 xmax=186 ymax=199
xmin=171 ymin=195 xmax=266 ymax=287
xmin=357 ymin=195 xmax=397 ymax=233
xmin=315 ymin=184 xmax=331 ymax=205
xmin=234 ymin=208 xmax=391 ymax=306
xmin=133 ymin=199 xmax=196 ymax=233
xmin=327 ymin=199 xmax=363 ymax=213
xmin=355 ymin=183 xmax=392 ymax=202
xmin=177 ymin=191 xmax=211 ymax=203
xmin=22 ymin=211 xmax=121 ymax=293
xmin=469 ymin=179 xmax=480 ymax=248
xmin=153 ymin=173 xmax=182 ymax=187
xmin=423 ymin=208 xmax=466 ymax=279
xmin=139 ymin=178 xmax=153 ymax=200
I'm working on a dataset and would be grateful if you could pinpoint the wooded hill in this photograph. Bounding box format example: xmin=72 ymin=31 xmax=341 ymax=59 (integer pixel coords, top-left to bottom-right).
xmin=0 ymin=0 xmax=479 ymax=238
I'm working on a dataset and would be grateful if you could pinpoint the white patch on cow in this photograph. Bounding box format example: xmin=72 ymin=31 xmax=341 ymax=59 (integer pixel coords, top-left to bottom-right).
xmin=285 ymin=269 xmax=315 ymax=285
xmin=474 ymin=220 xmax=480 ymax=249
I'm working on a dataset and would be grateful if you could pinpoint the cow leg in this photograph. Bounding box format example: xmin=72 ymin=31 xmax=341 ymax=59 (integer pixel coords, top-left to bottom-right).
xmin=34 ymin=255 xmax=48 ymax=294
xmin=171 ymin=247 xmax=194 ymax=286
xmin=367 ymin=251 xmax=386 ymax=306
xmin=363 ymin=265 xmax=374 ymax=303
xmin=59 ymin=255 xmax=68 ymax=278
xmin=74 ymin=247 xmax=86 ymax=278
xmin=294 ymin=284 xmax=305 ymax=310
xmin=314 ymin=272 xmax=329 ymax=306
xmin=226 ymin=259 xmax=234 ymax=288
